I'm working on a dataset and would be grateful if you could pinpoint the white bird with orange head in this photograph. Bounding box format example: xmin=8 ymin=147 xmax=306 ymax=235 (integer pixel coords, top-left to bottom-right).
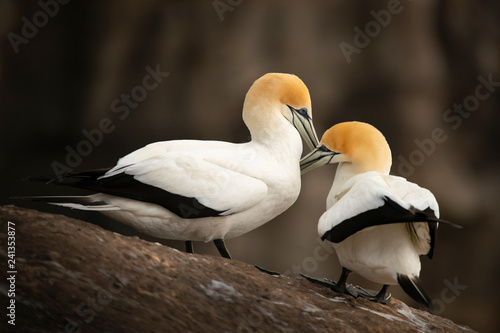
xmin=300 ymin=121 xmax=460 ymax=309
xmin=20 ymin=73 xmax=319 ymax=259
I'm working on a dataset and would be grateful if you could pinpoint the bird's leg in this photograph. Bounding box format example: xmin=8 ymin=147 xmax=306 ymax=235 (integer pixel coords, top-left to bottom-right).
xmin=301 ymin=267 xmax=359 ymax=298
xmin=212 ymin=239 xmax=280 ymax=275
xmin=356 ymin=284 xmax=392 ymax=304
xmin=300 ymin=274 xmax=338 ymax=288
xmin=331 ymin=267 xmax=351 ymax=292
xmin=255 ymin=265 xmax=280 ymax=276
xmin=213 ymin=239 xmax=232 ymax=259
xmin=374 ymin=284 xmax=391 ymax=304
xmin=185 ymin=241 xmax=194 ymax=254
xmin=331 ymin=267 xmax=360 ymax=297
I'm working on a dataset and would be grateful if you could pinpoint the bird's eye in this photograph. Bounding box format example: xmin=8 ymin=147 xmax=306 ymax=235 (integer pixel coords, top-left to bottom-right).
xmin=318 ymin=144 xmax=332 ymax=153
xmin=287 ymin=105 xmax=309 ymax=118
xmin=297 ymin=107 xmax=308 ymax=116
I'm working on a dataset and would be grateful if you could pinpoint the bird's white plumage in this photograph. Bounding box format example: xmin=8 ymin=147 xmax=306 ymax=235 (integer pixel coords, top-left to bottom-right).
xmin=321 ymin=170 xmax=439 ymax=283
xmin=334 ymin=223 xmax=422 ymax=285
xmin=303 ymin=121 xmax=441 ymax=287
xmin=95 ymin=136 xmax=302 ymax=241
xmin=319 ymin=171 xmax=439 ymax=237
xmin=103 ymin=140 xmax=235 ymax=177
xmin=385 ymin=175 xmax=439 ymax=214
xmin=103 ymin=144 xmax=268 ymax=215
xmin=35 ymin=73 xmax=318 ymax=245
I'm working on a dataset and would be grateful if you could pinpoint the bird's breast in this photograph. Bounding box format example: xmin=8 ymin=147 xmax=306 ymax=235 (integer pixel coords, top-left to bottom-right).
xmin=333 ymin=224 xmax=421 ymax=284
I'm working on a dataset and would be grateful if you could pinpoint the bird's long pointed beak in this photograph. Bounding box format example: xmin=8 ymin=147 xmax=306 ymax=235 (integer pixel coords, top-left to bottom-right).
xmin=300 ymin=144 xmax=338 ymax=175
xmin=288 ymin=107 xmax=319 ymax=150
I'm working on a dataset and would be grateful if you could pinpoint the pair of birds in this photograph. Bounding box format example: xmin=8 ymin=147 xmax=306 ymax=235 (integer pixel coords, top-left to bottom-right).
xmin=22 ymin=73 xmax=458 ymax=310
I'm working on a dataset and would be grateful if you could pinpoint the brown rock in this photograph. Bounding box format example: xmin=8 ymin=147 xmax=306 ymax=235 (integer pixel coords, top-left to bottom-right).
xmin=0 ymin=205 xmax=476 ymax=332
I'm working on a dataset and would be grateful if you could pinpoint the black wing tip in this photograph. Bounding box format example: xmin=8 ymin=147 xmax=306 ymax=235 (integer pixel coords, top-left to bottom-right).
xmin=10 ymin=196 xmax=58 ymax=202
xmin=437 ymin=219 xmax=463 ymax=229
xmin=416 ymin=214 xmax=462 ymax=229
xmin=21 ymin=169 xmax=228 ymax=219
xmin=426 ymin=251 xmax=434 ymax=260
xmin=23 ymin=175 xmax=57 ymax=183
xmin=10 ymin=196 xmax=108 ymax=207
xmin=397 ymin=274 xmax=433 ymax=311
xmin=10 ymin=196 xmax=29 ymax=201
xmin=10 ymin=196 xmax=59 ymax=202
xmin=23 ymin=168 xmax=113 ymax=185
xmin=321 ymin=230 xmax=340 ymax=243
xmin=392 ymin=196 xmax=463 ymax=230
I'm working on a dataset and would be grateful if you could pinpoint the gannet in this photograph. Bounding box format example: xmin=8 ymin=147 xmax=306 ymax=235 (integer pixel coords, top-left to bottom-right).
xmin=300 ymin=121 xmax=460 ymax=309
xmin=20 ymin=73 xmax=319 ymax=259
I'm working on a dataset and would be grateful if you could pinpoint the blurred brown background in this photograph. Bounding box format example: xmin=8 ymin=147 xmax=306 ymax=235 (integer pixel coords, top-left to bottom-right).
xmin=1 ymin=0 xmax=499 ymax=331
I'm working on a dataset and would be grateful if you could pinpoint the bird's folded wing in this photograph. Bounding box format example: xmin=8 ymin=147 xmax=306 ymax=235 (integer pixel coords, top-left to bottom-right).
xmin=99 ymin=151 xmax=268 ymax=218
xmin=385 ymin=175 xmax=446 ymax=258
xmin=319 ymin=174 xmax=438 ymax=244
xmin=105 ymin=140 xmax=235 ymax=177
xmin=385 ymin=175 xmax=439 ymax=216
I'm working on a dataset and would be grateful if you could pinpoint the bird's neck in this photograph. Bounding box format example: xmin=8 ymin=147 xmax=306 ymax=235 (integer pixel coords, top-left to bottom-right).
xmin=336 ymin=161 xmax=390 ymax=178
xmin=332 ymin=163 xmax=358 ymax=187
xmin=245 ymin=109 xmax=302 ymax=160
xmin=330 ymin=163 xmax=387 ymax=194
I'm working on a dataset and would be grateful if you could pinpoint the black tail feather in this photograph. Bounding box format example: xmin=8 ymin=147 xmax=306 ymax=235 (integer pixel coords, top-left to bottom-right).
xmin=409 ymin=207 xmax=462 ymax=229
xmin=24 ymin=168 xmax=111 ymax=185
xmin=23 ymin=175 xmax=57 ymax=183
xmin=12 ymin=196 xmax=107 ymax=206
xmin=20 ymin=168 xmax=224 ymax=218
xmin=397 ymin=274 xmax=433 ymax=311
